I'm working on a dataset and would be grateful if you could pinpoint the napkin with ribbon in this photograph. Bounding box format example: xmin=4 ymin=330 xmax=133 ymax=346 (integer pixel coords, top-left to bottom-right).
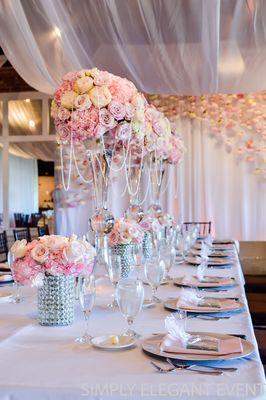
xmin=196 ymin=261 xmax=208 ymax=281
xmin=176 ymin=288 xmax=239 ymax=311
xmin=160 ymin=313 xmax=243 ymax=355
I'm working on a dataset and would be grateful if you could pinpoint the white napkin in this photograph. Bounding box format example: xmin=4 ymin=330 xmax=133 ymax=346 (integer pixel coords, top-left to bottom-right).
xmin=204 ymin=234 xmax=213 ymax=247
xmin=179 ymin=288 xmax=202 ymax=306
xmin=196 ymin=261 xmax=208 ymax=281
xmin=200 ymin=242 xmax=210 ymax=260
xmin=164 ymin=312 xmax=190 ymax=346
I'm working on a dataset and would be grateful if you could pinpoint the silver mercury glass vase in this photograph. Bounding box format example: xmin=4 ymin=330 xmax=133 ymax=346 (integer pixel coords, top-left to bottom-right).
xmin=112 ymin=244 xmax=135 ymax=278
xmin=38 ymin=275 xmax=75 ymax=326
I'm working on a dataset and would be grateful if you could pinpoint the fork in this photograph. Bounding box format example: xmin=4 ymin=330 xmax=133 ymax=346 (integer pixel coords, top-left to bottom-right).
xmin=167 ymin=358 xmax=237 ymax=372
xmin=150 ymin=361 xmax=175 ymax=373
xmin=166 ymin=358 xmax=223 ymax=375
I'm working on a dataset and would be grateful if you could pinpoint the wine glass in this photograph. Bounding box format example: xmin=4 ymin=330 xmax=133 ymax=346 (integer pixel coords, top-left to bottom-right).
xmin=159 ymin=244 xmax=176 ymax=280
xmin=76 ymin=274 xmax=96 ymax=344
xmin=8 ymin=251 xmax=21 ymax=303
xmin=107 ymin=253 xmax=121 ymax=308
xmin=116 ymin=279 xmax=144 ymax=338
xmin=144 ymin=256 xmax=165 ymax=303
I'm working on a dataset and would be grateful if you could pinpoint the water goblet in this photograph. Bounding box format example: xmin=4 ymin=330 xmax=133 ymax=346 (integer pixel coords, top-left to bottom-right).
xmin=76 ymin=274 xmax=96 ymax=344
xmin=159 ymin=244 xmax=176 ymax=280
xmin=144 ymin=256 xmax=165 ymax=303
xmin=8 ymin=251 xmax=22 ymax=303
xmin=107 ymin=253 xmax=122 ymax=308
xmin=116 ymin=279 xmax=144 ymax=338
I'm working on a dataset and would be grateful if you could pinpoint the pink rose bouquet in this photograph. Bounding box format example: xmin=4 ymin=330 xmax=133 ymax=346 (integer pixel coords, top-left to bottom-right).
xmin=51 ymin=68 xmax=146 ymax=146
xmin=10 ymin=235 xmax=96 ymax=286
xmin=139 ymin=216 xmax=161 ymax=233
xmin=108 ymin=218 xmax=144 ymax=246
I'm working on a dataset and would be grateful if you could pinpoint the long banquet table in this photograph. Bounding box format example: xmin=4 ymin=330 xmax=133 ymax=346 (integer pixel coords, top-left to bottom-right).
xmin=0 ymin=243 xmax=265 ymax=400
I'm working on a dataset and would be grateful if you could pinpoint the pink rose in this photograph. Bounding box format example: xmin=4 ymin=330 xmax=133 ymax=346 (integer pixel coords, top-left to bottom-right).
xmin=93 ymin=71 xmax=112 ymax=86
xmin=125 ymin=103 xmax=134 ymax=120
xmin=115 ymin=122 xmax=131 ymax=141
xmin=108 ymin=231 xmax=119 ymax=246
xmin=63 ymin=71 xmax=77 ymax=81
xmin=99 ymin=108 xmax=117 ymax=129
xmin=140 ymin=220 xmax=151 ymax=232
xmin=109 ymin=77 xmax=137 ymax=103
xmin=55 ymin=122 xmax=71 ymax=143
xmin=31 ymin=243 xmax=49 ymax=264
xmin=74 ymin=94 xmax=92 ymax=110
xmin=57 ymin=107 xmax=71 ymax=120
xmin=108 ymin=101 xmax=126 ymax=120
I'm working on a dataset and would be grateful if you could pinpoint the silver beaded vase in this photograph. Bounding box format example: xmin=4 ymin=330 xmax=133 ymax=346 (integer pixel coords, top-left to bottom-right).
xmin=38 ymin=275 xmax=75 ymax=326
xmin=112 ymin=244 xmax=134 ymax=278
xmin=142 ymin=232 xmax=153 ymax=259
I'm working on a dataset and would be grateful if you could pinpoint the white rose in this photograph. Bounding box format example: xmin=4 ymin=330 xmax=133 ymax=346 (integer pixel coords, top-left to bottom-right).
xmin=31 ymin=272 xmax=45 ymax=288
xmin=31 ymin=244 xmax=49 ymax=263
xmin=10 ymin=239 xmax=27 ymax=258
xmin=129 ymin=226 xmax=139 ymax=239
xmin=60 ymin=91 xmax=78 ymax=109
xmin=64 ymin=239 xmax=86 ymax=263
xmin=39 ymin=235 xmax=68 ymax=251
xmin=74 ymin=76 xmax=94 ymax=94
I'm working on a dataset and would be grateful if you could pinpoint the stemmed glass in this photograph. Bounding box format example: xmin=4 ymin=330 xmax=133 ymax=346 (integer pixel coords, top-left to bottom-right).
xmin=107 ymin=253 xmax=121 ymax=308
xmin=131 ymin=244 xmax=145 ymax=279
xmin=76 ymin=274 xmax=96 ymax=344
xmin=144 ymin=256 xmax=165 ymax=303
xmin=159 ymin=244 xmax=176 ymax=280
xmin=116 ymin=279 xmax=144 ymax=338
xmin=8 ymin=251 xmax=21 ymax=303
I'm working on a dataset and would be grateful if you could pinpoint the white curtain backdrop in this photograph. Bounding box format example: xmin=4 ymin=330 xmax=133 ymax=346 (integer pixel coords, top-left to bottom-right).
xmin=1 ymin=0 xmax=266 ymax=95
xmin=0 ymin=150 xmax=38 ymax=223
xmin=56 ymin=118 xmax=265 ymax=240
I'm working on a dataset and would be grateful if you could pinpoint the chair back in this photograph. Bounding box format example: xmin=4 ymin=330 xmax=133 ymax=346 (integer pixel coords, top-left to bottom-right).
xmin=37 ymin=225 xmax=50 ymax=237
xmin=0 ymin=231 xmax=8 ymax=262
xmin=13 ymin=228 xmax=31 ymax=242
xmin=183 ymin=221 xmax=212 ymax=237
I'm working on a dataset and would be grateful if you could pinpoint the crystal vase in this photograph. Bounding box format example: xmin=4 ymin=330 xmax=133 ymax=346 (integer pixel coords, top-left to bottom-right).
xmin=87 ymin=146 xmax=114 ymax=269
xmin=147 ymin=159 xmax=165 ymax=219
xmin=38 ymin=275 xmax=75 ymax=326
xmin=125 ymin=161 xmax=144 ymax=222
xmin=112 ymin=244 xmax=135 ymax=278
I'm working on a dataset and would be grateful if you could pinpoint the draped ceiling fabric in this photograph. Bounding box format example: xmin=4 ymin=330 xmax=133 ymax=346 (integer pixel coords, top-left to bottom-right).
xmin=1 ymin=0 xmax=266 ymax=95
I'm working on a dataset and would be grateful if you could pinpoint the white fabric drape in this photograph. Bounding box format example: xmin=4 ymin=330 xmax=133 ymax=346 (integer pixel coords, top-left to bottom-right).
xmin=1 ymin=0 xmax=266 ymax=95
xmin=0 ymin=150 xmax=38 ymax=223
xmin=57 ymin=118 xmax=265 ymax=240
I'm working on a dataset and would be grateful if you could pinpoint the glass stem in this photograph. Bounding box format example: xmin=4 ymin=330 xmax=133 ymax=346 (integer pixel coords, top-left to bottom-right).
xmin=15 ymin=283 xmax=20 ymax=303
xmin=126 ymin=317 xmax=134 ymax=336
xmin=83 ymin=310 xmax=91 ymax=337
xmin=152 ymin=287 xmax=157 ymax=302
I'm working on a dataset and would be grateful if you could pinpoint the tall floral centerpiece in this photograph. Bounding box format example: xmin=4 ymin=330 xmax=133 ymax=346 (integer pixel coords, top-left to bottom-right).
xmin=108 ymin=218 xmax=144 ymax=277
xmin=10 ymin=235 xmax=95 ymax=326
xmin=144 ymin=104 xmax=185 ymax=218
xmin=51 ymin=68 xmax=146 ymax=268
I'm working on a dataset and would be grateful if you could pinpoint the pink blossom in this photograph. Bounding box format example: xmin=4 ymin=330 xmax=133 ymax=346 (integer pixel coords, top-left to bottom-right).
xmin=108 ymin=101 xmax=126 ymax=120
xmin=139 ymin=220 xmax=151 ymax=232
xmin=99 ymin=108 xmax=117 ymax=129
xmin=93 ymin=71 xmax=112 ymax=86
xmin=57 ymin=107 xmax=71 ymax=121
xmin=115 ymin=122 xmax=131 ymax=141
xmin=55 ymin=122 xmax=71 ymax=143
xmin=63 ymin=71 xmax=77 ymax=81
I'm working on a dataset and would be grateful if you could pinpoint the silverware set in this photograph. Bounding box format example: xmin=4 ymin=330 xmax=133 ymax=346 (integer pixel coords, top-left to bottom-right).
xmin=151 ymin=358 xmax=238 ymax=375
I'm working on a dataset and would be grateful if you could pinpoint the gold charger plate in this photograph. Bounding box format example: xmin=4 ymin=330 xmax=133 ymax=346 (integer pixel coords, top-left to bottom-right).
xmin=142 ymin=332 xmax=254 ymax=361
xmin=163 ymin=298 xmax=245 ymax=313
xmin=185 ymin=256 xmax=236 ymax=267
xmin=173 ymin=276 xmax=236 ymax=288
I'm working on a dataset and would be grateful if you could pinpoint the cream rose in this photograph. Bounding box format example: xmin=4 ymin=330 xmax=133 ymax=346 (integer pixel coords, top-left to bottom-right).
xmin=31 ymin=244 xmax=49 ymax=263
xmin=39 ymin=235 xmax=68 ymax=251
xmin=10 ymin=239 xmax=27 ymax=258
xmin=74 ymin=76 xmax=94 ymax=94
xmin=64 ymin=239 xmax=86 ymax=263
xmin=74 ymin=94 xmax=92 ymax=110
xmin=89 ymin=86 xmax=112 ymax=108
xmin=61 ymin=91 xmax=78 ymax=109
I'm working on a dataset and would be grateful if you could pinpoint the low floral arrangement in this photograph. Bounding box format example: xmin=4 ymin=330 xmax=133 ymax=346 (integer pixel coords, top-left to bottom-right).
xmin=158 ymin=213 xmax=174 ymax=227
xmin=139 ymin=215 xmax=161 ymax=233
xmin=108 ymin=218 xmax=144 ymax=246
xmin=51 ymin=67 xmax=146 ymax=145
xmin=10 ymin=235 xmax=96 ymax=286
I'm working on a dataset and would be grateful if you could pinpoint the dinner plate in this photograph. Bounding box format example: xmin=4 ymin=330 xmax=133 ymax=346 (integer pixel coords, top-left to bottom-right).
xmin=190 ymin=249 xmax=234 ymax=258
xmin=163 ymin=298 xmax=244 ymax=313
xmin=185 ymin=256 xmax=236 ymax=267
xmin=91 ymin=335 xmax=135 ymax=350
xmin=142 ymin=332 xmax=254 ymax=361
xmin=143 ymin=299 xmax=156 ymax=308
xmin=193 ymin=243 xmax=235 ymax=252
xmin=0 ymin=263 xmax=10 ymax=272
xmin=213 ymin=239 xmax=235 ymax=245
xmin=173 ymin=276 xmax=236 ymax=288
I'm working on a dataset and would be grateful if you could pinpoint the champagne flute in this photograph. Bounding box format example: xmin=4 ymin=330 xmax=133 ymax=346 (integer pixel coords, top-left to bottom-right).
xmin=8 ymin=251 xmax=21 ymax=303
xmin=159 ymin=245 xmax=176 ymax=280
xmin=144 ymin=256 xmax=165 ymax=303
xmin=107 ymin=253 xmax=121 ymax=308
xmin=116 ymin=279 xmax=144 ymax=338
xmin=76 ymin=274 xmax=96 ymax=344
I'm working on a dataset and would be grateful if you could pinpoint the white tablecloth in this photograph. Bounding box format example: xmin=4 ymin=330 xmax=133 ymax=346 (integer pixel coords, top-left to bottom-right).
xmin=0 ymin=246 xmax=265 ymax=400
